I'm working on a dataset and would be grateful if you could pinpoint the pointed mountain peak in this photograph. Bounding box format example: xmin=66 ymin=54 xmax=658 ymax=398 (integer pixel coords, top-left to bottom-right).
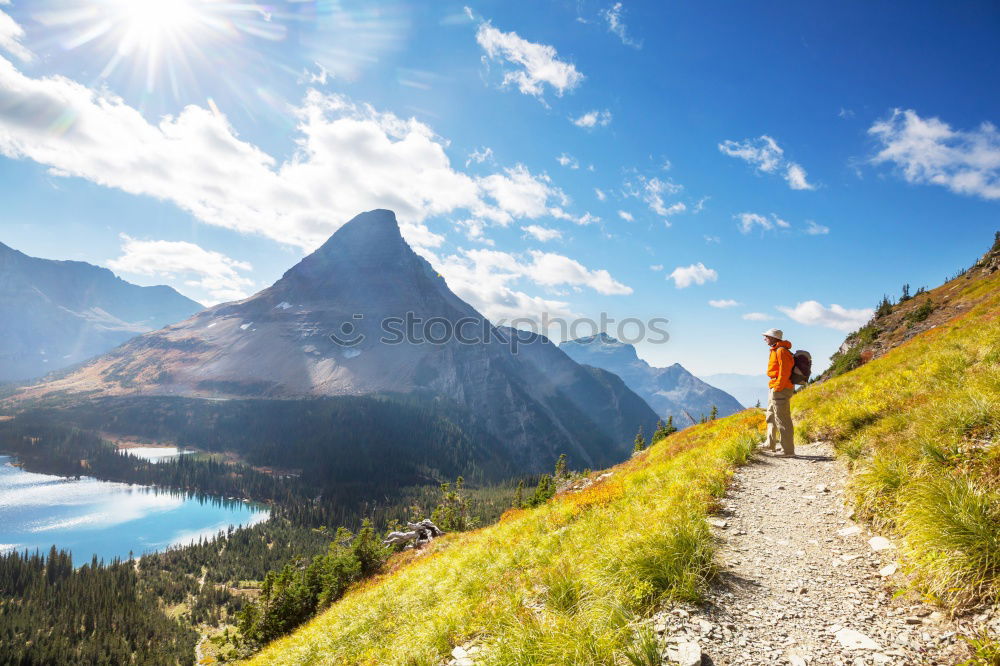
xmin=276 ymin=209 xmax=418 ymax=290
xmin=312 ymin=208 xmax=404 ymax=257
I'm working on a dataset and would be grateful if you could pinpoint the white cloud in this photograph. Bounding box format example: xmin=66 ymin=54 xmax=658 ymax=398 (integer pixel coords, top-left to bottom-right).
xmin=0 ymin=8 xmax=33 ymax=62
xmin=805 ymin=220 xmax=829 ymax=235
xmin=527 ymin=250 xmax=631 ymax=294
xmin=556 ymin=152 xmax=579 ymax=169
xmin=476 ymin=23 xmax=583 ymax=100
xmin=549 ymin=207 xmax=599 ymax=226
xmin=709 ymin=299 xmax=740 ymax=308
xmin=430 ymin=248 xmax=575 ymax=324
xmin=719 ymin=135 xmax=784 ymax=173
xmin=617 ymin=210 xmax=634 ymax=221
xmin=594 ymin=187 xmax=607 ymax=201
xmin=456 ymin=218 xmax=493 ymax=245
xmin=430 ymin=247 xmax=630 ymax=324
xmin=627 ymin=175 xmax=683 ymax=218
xmin=735 ymin=212 xmax=772 ymax=234
xmin=662 ymin=201 xmax=686 ymax=217
xmin=572 ymin=109 xmax=612 ymax=128
xmin=704 ymin=235 xmax=720 ymax=244
xmin=107 ymin=235 xmax=252 ymax=304
xmin=838 ymin=107 xmax=855 ymax=119
xmin=298 ymin=62 xmax=330 ymax=86
xmin=668 ymin=262 xmax=717 ymax=289
xmin=719 ymin=135 xmax=815 ymax=190
xmin=478 ymin=164 xmax=565 ymax=222
xmin=868 ymin=108 xmax=1000 ymax=200
xmin=777 ymin=301 xmax=874 ymax=331
xmin=601 ymin=2 xmax=642 ymax=48
xmin=466 ymin=146 xmax=494 ymax=166
xmin=692 ymin=196 xmax=709 ymax=213
xmin=742 ymin=312 xmax=772 ymax=321
xmin=0 ymin=55 xmax=605 ymax=278
xmin=521 ymin=225 xmax=562 ymax=242
xmin=736 ymin=212 xmax=794 ymax=234
xmin=649 ymin=264 xmax=663 ymax=271
xmin=784 ymin=162 xmax=815 ymax=190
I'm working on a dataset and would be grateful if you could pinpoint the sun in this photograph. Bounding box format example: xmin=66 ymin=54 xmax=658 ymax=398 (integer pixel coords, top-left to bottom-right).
xmin=34 ymin=0 xmax=281 ymax=101
xmin=113 ymin=0 xmax=200 ymax=53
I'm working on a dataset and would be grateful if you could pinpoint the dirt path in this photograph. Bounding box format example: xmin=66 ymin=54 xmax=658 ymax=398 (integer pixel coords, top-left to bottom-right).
xmin=651 ymin=441 xmax=971 ymax=666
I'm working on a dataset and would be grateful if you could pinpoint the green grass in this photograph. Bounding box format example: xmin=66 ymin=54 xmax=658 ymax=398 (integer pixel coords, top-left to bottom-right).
xmin=247 ymin=412 xmax=762 ymax=665
xmin=793 ymin=269 xmax=1000 ymax=609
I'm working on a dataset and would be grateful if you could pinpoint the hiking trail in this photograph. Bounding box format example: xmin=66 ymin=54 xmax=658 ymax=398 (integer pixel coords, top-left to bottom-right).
xmin=649 ymin=441 xmax=975 ymax=666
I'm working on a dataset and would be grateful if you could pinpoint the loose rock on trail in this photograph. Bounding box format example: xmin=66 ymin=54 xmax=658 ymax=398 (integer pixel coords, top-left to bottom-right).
xmin=649 ymin=441 xmax=973 ymax=665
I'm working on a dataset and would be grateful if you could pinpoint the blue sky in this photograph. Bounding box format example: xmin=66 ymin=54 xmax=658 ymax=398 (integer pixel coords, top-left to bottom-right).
xmin=1 ymin=0 xmax=998 ymax=375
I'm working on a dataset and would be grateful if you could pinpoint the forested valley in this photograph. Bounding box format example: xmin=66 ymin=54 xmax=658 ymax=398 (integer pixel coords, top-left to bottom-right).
xmin=0 ymin=412 xmax=535 ymax=663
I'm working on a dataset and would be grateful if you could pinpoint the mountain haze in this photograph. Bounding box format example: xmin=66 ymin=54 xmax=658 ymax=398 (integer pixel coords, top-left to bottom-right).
xmin=14 ymin=210 xmax=658 ymax=474
xmin=0 ymin=241 xmax=202 ymax=382
xmin=560 ymin=333 xmax=744 ymax=425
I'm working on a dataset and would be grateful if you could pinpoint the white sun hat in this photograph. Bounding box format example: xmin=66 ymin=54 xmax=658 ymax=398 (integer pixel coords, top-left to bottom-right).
xmin=762 ymin=328 xmax=784 ymax=340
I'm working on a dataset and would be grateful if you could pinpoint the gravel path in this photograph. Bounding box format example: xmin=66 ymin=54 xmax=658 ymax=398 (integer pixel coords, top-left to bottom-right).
xmin=651 ymin=442 xmax=971 ymax=666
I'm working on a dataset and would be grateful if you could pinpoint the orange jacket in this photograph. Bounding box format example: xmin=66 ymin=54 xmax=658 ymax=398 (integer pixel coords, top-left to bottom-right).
xmin=767 ymin=339 xmax=794 ymax=391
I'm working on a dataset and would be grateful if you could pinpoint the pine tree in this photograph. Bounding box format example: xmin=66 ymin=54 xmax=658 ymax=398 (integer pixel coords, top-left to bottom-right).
xmin=512 ymin=480 xmax=524 ymax=508
xmin=632 ymin=426 xmax=646 ymax=452
xmin=875 ymin=295 xmax=893 ymax=318
xmin=900 ymin=283 xmax=911 ymax=302
xmin=755 ymin=399 xmax=761 ymax=409
xmin=709 ymin=405 xmax=718 ymax=420
xmin=654 ymin=416 xmax=677 ymax=441
xmin=553 ymin=453 xmax=568 ymax=479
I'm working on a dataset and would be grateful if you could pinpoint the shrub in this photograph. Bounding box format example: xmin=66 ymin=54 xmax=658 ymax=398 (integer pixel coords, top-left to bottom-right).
xmin=906 ymin=299 xmax=936 ymax=324
xmin=899 ymin=476 xmax=1000 ymax=606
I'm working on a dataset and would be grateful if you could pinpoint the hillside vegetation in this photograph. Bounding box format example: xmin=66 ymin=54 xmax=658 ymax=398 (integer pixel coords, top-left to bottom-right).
xmin=249 ymin=413 xmax=762 ymax=664
xmin=794 ymin=260 xmax=1000 ymax=611
xmin=249 ymin=236 xmax=999 ymax=665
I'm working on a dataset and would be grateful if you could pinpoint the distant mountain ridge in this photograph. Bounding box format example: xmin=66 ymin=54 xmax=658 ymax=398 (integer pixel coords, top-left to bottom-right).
xmin=0 ymin=241 xmax=202 ymax=382
xmin=697 ymin=373 xmax=769 ymax=411
xmin=13 ymin=210 xmax=658 ymax=475
xmin=560 ymin=333 xmax=744 ymax=426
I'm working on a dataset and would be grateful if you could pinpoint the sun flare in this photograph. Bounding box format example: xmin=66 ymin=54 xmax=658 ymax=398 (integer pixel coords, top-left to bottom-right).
xmin=113 ymin=0 xmax=200 ymax=52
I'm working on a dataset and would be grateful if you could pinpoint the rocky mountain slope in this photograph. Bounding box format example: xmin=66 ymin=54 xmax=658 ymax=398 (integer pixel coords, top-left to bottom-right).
xmin=822 ymin=230 xmax=1000 ymax=381
xmin=0 ymin=241 xmax=201 ymax=382
xmin=560 ymin=333 xmax=744 ymax=425
xmin=12 ymin=210 xmax=658 ymax=474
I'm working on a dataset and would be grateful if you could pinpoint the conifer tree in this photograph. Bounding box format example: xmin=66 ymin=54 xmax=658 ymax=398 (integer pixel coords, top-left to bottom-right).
xmin=709 ymin=405 xmax=718 ymax=420
xmin=512 ymin=479 xmax=524 ymax=508
xmin=553 ymin=453 xmax=568 ymax=478
xmin=633 ymin=426 xmax=646 ymax=452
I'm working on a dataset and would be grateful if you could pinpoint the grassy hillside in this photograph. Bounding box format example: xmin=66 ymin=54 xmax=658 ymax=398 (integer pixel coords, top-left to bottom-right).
xmin=795 ymin=263 xmax=1000 ymax=611
xmin=247 ymin=412 xmax=762 ymax=664
xmin=248 ymin=239 xmax=999 ymax=665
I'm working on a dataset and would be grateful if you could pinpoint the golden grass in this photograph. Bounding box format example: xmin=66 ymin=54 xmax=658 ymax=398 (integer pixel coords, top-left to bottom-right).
xmin=247 ymin=413 xmax=763 ymax=665
xmin=793 ymin=269 xmax=1000 ymax=608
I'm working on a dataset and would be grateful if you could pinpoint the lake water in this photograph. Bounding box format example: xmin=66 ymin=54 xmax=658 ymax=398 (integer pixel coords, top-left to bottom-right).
xmin=0 ymin=455 xmax=269 ymax=565
xmin=123 ymin=446 xmax=195 ymax=463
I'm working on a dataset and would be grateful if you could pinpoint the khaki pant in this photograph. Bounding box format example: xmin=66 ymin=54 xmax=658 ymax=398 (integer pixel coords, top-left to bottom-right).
xmin=765 ymin=387 xmax=795 ymax=454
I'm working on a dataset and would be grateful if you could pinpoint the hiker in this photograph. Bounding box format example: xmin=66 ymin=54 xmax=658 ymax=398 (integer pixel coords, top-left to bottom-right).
xmin=762 ymin=328 xmax=795 ymax=456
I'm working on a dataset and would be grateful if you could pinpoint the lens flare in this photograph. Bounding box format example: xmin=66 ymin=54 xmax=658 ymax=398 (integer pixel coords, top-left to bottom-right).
xmin=33 ymin=0 xmax=286 ymax=100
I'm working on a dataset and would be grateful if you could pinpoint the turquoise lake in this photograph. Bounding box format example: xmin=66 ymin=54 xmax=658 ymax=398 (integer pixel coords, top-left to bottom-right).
xmin=0 ymin=454 xmax=269 ymax=565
